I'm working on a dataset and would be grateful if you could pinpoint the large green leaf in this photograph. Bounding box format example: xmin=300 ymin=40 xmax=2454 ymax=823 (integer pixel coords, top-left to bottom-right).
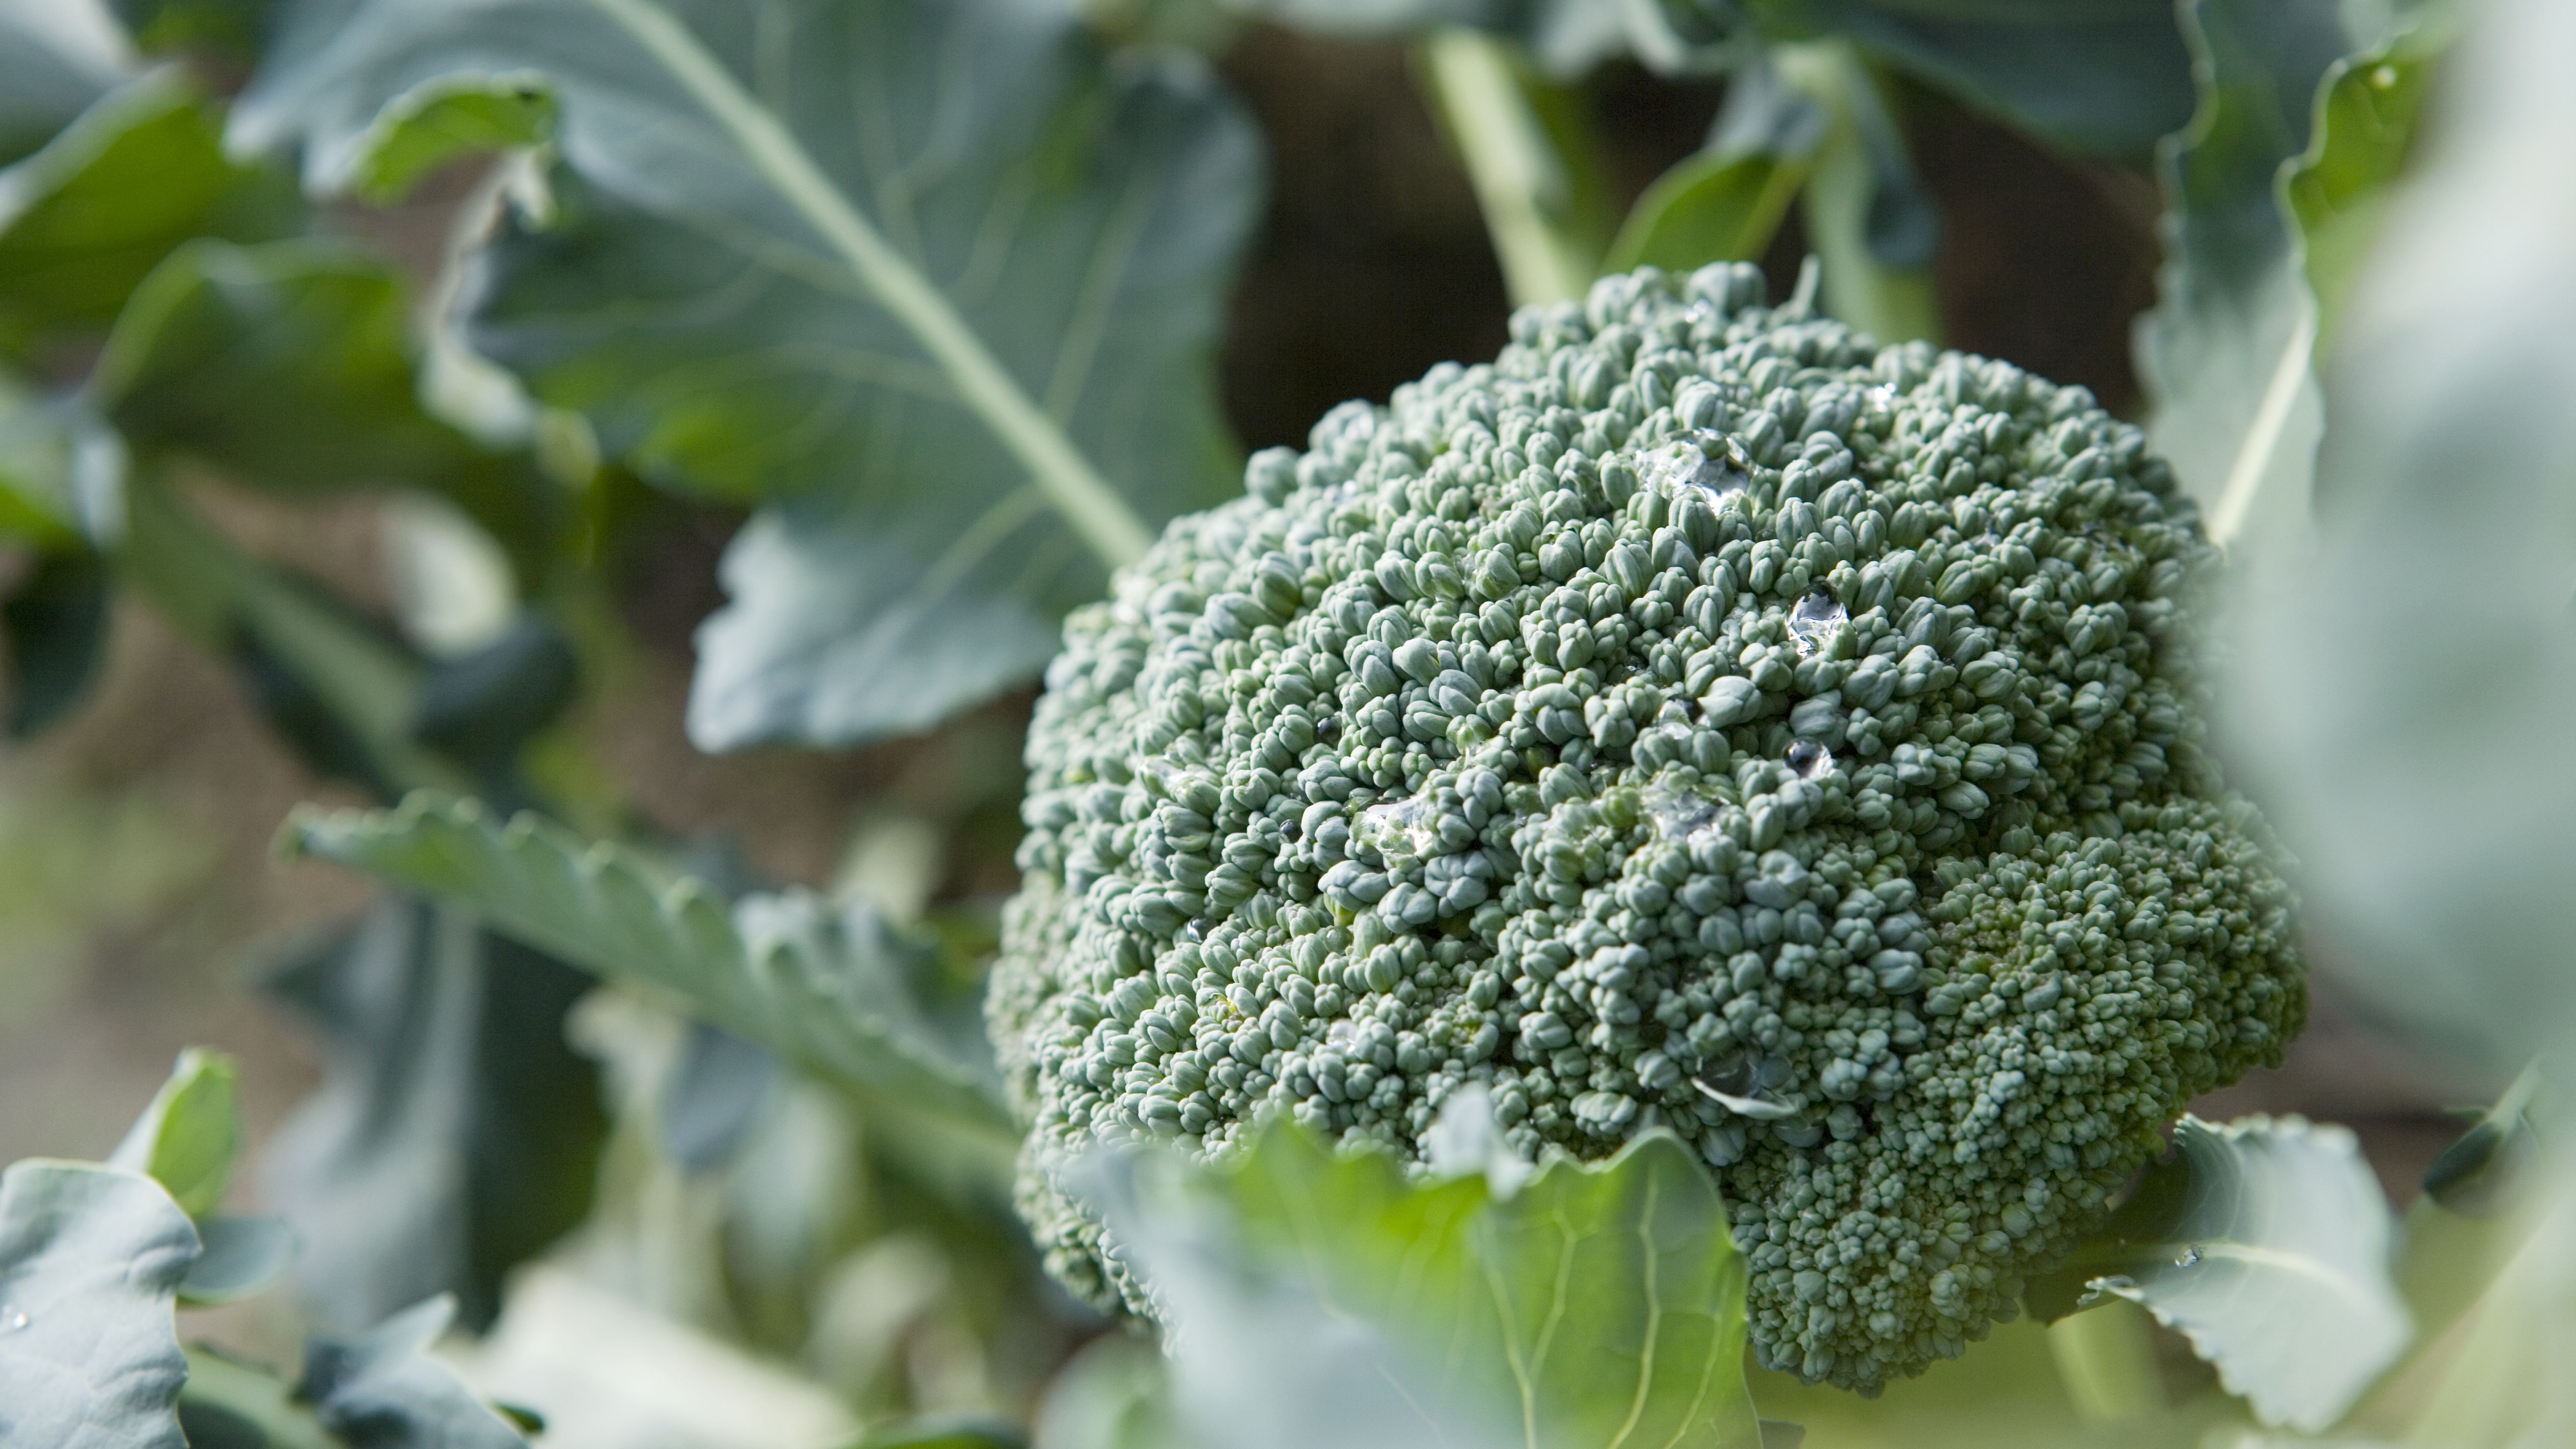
xmin=1748 ymin=0 xmax=2195 ymax=158
xmin=232 ymin=0 xmax=1260 ymax=748
xmin=2222 ymin=0 xmax=2576 ymax=1071
xmin=3 ymin=546 xmax=111 ymax=737
xmin=1087 ymin=1112 xmax=1762 ymax=1449
xmin=0 ymin=1162 xmax=198 ymax=1449
xmin=2132 ymin=0 xmax=2396 ymax=557
xmin=0 ymin=72 xmax=300 ymax=361
xmin=2027 ymin=1115 xmax=2408 ymax=1433
xmin=281 ymin=790 xmax=1018 ymax=1140
xmin=258 ymin=895 xmax=603 ymax=1333
xmin=92 ymin=239 xmax=561 ymax=580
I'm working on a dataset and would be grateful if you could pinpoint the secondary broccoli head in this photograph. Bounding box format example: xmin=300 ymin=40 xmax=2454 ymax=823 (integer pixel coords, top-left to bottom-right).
xmin=990 ymin=263 xmax=2304 ymax=1390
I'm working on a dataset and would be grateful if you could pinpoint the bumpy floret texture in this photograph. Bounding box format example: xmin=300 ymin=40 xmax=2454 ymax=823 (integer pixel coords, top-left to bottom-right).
xmin=989 ymin=264 xmax=2304 ymax=1390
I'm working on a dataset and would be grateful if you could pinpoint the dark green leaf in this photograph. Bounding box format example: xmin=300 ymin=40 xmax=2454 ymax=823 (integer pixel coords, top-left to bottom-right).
xmin=92 ymin=239 xmax=562 ymax=581
xmin=0 ymin=1161 xmax=198 ymax=1448
xmin=178 ymin=1348 xmax=339 ymax=1449
xmin=2223 ymin=0 xmax=2576 ymax=1072
xmin=345 ymin=82 xmax=554 ymax=204
xmin=1086 ymin=1113 xmax=1763 ymax=1449
xmin=177 ymin=1216 xmax=299 ymax=1306
xmin=259 ymin=895 xmax=603 ymax=1332
xmin=233 ymin=0 xmax=1260 ymax=748
xmin=280 ymin=792 xmax=1019 ymax=1142
xmin=406 ymin=614 xmax=577 ymax=771
xmin=2026 ymin=1115 xmax=2408 ymax=1432
xmin=298 ymin=1295 xmax=528 ymax=1448
xmin=1749 ymin=0 xmax=2194 ymax=157
xmin=115 ymin=0 xmax=283 ymax=64
xmin=0 ymin=73 xmax=300 ymax=361
xmin=116 ymin=478 xmax=470 ymax=800
xmin=107 ymin=1047 xmax=241 ymax=1219
xmin=0 ymin=3 xmax=118 ymax=168
xmin=3 ymin=544 xmax=109 ymax=737
xmin=1220 ymin=1 xmax=1643 ymax=77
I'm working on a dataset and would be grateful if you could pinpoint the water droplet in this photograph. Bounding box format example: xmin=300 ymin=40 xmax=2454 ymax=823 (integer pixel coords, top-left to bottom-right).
xmin=1 ymin=1306 xmax=26 ymax=1333
xmin=2174 ymin=1245 xmax=2203 ymax=1269
xmin=2371 ymin=63 xmax=2398 ymax=89
xmin=1360 ymin=797 xmax=1435 ymax=856
xmin=1643 ymin=775 xmax=1720 ymax=838
xmin=1327 ymin=1019 xmax=1358 ymax=1049
xmin=1786 ymin=588 xmax=1848 ymax=657
xmin=1867 ymin=385 xmax=1897 ymax=406
xmin=1786 ymin=740 xmax=1834 ymax=779
xmin=1654 ymin=432 xmax=1747 ymax=501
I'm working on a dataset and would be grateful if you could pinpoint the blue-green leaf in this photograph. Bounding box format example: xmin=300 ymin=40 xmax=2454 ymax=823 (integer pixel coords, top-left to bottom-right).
xmin=259 ymin=895 xmax=603 ymax=1333
xmin=232 ymin=0 xmax=1260 ymax=748
xmin=2133 ymin=0 xmax=2394 ymax=557
xmin=0 ymin=1161 xmax=198 ymax=1449
xmin=298 ymin=1296 xmax=528 ymax=1448
xmin=280 ymin=791 xmax=1018 ymax=1141
xmin=0 ymin=2 xmax=120 ymax=167
xmin=176 ymin=1216 xmax=299 ymax=1307
xmin=2027 ymin=1115 xmax=2408 ymax=1433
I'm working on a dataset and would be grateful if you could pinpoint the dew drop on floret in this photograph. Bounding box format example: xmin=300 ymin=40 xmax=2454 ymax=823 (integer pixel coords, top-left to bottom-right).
xmin=988 ymin=263 xmax=2305 ymax=1391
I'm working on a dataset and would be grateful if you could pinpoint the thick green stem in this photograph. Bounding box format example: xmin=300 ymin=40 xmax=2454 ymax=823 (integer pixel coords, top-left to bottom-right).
xmin=585 ymin=0 xmax=1152 ymax=569
xmin=1417 ymin=28 xmax=1612 ymax=309
xmin=2046 ymin=1299 xmax=2167 ymax=1423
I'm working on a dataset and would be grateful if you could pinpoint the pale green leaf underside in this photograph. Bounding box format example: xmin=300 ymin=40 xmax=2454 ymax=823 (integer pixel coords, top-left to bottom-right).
xmin=2085 ymin=1116 xmax=2409 ymax=1433
xmin=2223 ymin=0 xmax=2576 ymax=1070
xmin=231 ymin=0 xmax=1260 ymax=748
xmin=1115 ymin=1123 xmax=1762 ymax=1449
xmin=0 ymin=1162 xmax=198 ymax=1449
xmin=281 ymin=791 xmax=1015 ymax=1135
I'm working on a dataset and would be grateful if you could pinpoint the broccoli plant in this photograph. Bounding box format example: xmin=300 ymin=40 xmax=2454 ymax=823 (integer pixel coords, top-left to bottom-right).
xmin=994 ymin=262 xmax=2305 ymax=1389
xmin=0 ymin=0 xmax=2571 ymax=1446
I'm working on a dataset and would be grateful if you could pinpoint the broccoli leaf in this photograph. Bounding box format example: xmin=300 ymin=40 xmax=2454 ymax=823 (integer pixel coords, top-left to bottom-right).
xmin=1085 ymin=1119 xmax=1763 ymax=1449
xmin=0 ymin=1162 xmax=199 ymax=1449
xmin=230 ymin=0 xmax=1260 ymax=749
xmin=0 ymin=73 xmax=301 ymax=363
xmin=0 ymin=1 xmax=119 ymax=168
xmin=2223 ymin=0 xmax=2576 ymax=1071
xmin=1606 ymin=58 xmax=1821 ymax=277
xmin=2133 ymin=0 xmax=2417 ymax=558
xmin=258 ymin=896 xmax=603 ymax=1333
xmin=92 ymin=239 xmax=562 ymax=582
xmin=2283 ymin=32 xmax=2439 ymax=355
xmin=1748 ymin=1 xmax=2195 ymax=160
xmin=297 ymin=1296 xmax=528 ymax=1448
xmin=2027 ymin=1115 xmax=2408 ymax=1433
xmin=281 ymin=791 xmax=1019 ymax=1141
xmin=106 ymin=1048 xmax=241 ymax=1220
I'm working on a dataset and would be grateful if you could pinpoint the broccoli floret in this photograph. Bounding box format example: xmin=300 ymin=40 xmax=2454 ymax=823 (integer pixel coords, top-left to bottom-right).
xmin=989 ymin=263 xmax=2304 ymax=1391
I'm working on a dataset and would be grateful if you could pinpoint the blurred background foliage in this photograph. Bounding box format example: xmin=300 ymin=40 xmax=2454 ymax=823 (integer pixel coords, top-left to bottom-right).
xmin=0 ymin=0 xmax=2558 ymax=1444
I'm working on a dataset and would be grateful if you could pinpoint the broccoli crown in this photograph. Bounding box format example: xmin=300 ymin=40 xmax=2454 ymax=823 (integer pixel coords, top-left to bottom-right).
xmin=990 ymin=263 xmax=2304 ymax=1390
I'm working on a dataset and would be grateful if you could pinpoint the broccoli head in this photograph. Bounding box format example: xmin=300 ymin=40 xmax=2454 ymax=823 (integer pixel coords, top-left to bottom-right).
xmin=989 ymin=263 xmax=2304 ymax=1390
